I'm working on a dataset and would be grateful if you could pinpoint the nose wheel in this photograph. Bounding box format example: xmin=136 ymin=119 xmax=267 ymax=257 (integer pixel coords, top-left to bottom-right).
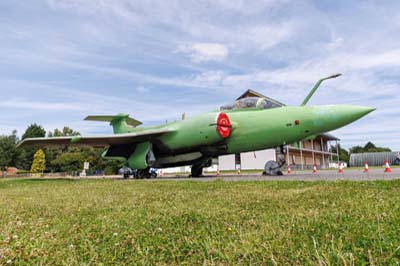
xmin=263 ymin=161 xmax=284 ymax=176
xmin=263 ymin=146 xmax=286 ymax=176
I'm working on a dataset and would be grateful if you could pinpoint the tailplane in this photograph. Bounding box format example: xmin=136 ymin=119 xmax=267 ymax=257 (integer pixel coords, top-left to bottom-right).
xmin=84 ymin=114 xmax=142 ymax=134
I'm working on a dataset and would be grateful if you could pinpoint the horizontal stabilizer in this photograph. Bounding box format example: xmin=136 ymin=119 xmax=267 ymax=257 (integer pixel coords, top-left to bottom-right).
xmin=84 ymin=114 xmax=142 ymax=127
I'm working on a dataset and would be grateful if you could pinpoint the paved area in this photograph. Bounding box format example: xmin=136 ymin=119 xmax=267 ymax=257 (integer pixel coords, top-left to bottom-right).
xmin=11 ymin=168 xmax=397 ymax=182
xmin=153 ymin=168 xmax=400 ymax=181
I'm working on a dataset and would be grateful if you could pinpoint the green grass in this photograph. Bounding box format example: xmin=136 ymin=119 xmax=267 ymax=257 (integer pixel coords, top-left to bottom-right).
xmin=1 ymin=178 xmax=400 ymax=265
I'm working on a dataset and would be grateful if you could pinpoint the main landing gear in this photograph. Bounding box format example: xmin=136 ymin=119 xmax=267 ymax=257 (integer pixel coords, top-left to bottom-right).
xmin=191 ymin=158 xmax=212 ymax=177
xmin=135 ymin=168 xmax=157 ymax=179
xmin=136 ymin=168 xmax=152 ymax=179
xmin=120 ymin=166 xmax=158 ymax=179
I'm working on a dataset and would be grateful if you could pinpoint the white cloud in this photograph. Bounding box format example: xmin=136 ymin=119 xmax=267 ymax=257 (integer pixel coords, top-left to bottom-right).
xmin=326 ymin=37 xmax=344 ymax=50
xmin=0 ymin=99 xmax=85 ymax=111
xmin=246 ymin=24 xmax=293 ymax=51
xmin=177 ymin=43 xmax=229 ymax=63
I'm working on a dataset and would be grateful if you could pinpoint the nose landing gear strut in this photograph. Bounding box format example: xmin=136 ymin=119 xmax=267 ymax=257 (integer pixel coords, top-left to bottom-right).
xmin=263 ymin=146 xmax=286 ymax=176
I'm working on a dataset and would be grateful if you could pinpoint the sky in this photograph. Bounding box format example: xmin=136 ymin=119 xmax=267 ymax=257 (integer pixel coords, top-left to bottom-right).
xmin=0 ymin=0 xmax=399 ymax=150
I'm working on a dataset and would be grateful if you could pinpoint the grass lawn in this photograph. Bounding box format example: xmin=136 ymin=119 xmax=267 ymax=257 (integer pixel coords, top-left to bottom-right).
xmin=1 ymin=178 xmax=400 ymax=265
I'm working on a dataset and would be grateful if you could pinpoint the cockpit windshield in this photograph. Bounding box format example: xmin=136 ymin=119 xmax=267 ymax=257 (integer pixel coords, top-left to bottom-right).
xmin=220 ymin=97 xmax=282 ymax=111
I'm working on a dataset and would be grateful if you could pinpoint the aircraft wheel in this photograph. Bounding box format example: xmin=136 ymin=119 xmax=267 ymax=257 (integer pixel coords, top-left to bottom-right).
xmin=191 ymin=164 xmax=203 ymax=177
xmin=137 ymin=168 xmax=151 ymax=179
xmin=264 ymin=160 xmax=283 ymax=176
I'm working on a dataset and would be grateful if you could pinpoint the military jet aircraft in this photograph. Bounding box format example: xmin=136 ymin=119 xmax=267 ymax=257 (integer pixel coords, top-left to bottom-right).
xmin=18 ymin=74 xmax=374 ymax=178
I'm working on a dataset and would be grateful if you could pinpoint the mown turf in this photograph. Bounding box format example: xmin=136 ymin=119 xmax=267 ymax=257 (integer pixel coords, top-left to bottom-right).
xmin=1 ymin=178 xmax=400 ymax=265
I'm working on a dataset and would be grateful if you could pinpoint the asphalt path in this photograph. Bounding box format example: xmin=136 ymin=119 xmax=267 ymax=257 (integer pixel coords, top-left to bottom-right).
xmin=152 ymin=168 xmax=400 ymax=181
xmin=45 ymin=168 xmax=399 ymax=181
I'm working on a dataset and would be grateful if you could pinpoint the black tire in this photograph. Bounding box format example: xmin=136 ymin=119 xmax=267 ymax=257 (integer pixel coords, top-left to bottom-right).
xmin=137 ymin=168 xmax=151 ymax=179
xmin=191 ymin=164 xmax=203 ymax=177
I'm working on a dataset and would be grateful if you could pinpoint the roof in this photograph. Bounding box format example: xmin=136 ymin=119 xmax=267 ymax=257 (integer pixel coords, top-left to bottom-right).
xmin=236 ymin=89 xmax=285 ymax=106
xmin=320 ymin=133 xmax=340 ymax=141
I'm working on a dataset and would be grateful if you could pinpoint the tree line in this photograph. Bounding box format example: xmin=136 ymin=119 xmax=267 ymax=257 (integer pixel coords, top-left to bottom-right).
xmin=0 ymin=124 xmax=123 ymax=175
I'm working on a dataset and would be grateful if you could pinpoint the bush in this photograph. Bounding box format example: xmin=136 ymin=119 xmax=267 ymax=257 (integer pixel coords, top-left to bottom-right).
xmin=30 ymin=149 xmax=46 ymax=173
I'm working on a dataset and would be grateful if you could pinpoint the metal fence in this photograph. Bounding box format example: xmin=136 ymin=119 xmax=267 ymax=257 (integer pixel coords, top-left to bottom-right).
xmin=349 ymin=152 xmax=400 ymax=167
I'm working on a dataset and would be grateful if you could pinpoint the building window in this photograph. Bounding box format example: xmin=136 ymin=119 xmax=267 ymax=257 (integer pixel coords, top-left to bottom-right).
xmin=235 ymin=154 xmax=241 ymax=165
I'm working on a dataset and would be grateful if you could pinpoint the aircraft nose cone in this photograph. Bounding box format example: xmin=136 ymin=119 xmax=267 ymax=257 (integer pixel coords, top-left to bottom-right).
xmin=312 ymin=105 xmax=375 ymax=132
xmin=341 ymin=105 xmax=376 ymax=121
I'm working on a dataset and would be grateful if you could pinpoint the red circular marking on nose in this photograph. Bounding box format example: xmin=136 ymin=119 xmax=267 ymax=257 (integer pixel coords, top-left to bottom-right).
xmin=216 ymin=112 xmax=231 ymax=138
xmin=294 ymin=120 xmax=300 ymax=125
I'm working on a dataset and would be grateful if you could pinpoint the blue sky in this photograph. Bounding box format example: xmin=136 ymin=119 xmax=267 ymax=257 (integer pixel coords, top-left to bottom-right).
xmin=0 ymin=0 xmax=399 ymax=150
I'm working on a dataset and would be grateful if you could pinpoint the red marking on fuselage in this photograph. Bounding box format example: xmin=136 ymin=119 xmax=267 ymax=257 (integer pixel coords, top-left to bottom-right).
xmin=216 ymin=112 xmax=231 ymax=139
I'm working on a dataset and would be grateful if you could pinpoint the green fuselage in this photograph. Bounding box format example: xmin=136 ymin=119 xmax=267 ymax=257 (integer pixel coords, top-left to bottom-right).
xmin=108 ymin=104 xmax=373 ymax=169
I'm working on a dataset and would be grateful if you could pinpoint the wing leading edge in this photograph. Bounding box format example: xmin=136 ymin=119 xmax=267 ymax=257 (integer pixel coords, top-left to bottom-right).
xmin=17 ymin=128 xmax=173 ymax=148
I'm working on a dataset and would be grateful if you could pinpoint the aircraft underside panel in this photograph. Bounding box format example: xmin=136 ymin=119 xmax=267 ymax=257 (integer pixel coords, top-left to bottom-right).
xmin=152 ymin=152 xmax=203 ymax=168
xmin=104 ymin=143 xmax=137 ymax=159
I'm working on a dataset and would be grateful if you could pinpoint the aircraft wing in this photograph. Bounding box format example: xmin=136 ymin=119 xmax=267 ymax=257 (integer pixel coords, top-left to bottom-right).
xmin=17 ymin=129 xmax=173 ymax=148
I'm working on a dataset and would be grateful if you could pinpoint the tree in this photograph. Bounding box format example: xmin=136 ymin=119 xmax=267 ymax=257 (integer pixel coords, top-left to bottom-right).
xmin=364 ymin=141 xmax=391 ymax=152
xmin=349 ymin=142 xmax=392 ymax=154
xmin=364 ymin=142 xmax=376 ymax=151
xmin=349 ymin=145 xmax=364 ymax=154
xmin=30 ymin=149 xmax=46 ymax=173
xmin=0 ymin=131 xmax=19 ymax=171
xmin=17 ymin=124 xmax=46 ymax=170
xmin=48 ymin=127 xmax=80 ymax=137
xmin=331 ymin=144 xmax=350 ymax=164
xmin=22 ymin=124 xmax=46 ymax=140
xmin=50 ymin=151 xmax=88 ymax=173
xmin=45 ymin=127 xmax=81 ymax=172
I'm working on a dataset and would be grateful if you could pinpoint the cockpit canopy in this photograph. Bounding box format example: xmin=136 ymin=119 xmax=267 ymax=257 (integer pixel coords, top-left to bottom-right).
xmin=220 ymin=97 xmax=282 ymax=111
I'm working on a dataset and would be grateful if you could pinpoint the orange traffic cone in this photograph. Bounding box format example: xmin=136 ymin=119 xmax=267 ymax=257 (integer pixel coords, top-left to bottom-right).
xmin=287 ymin=165 xmax=291 ymax=174
xmin=313 ymin=163 xmax=317 ymax=174
xmin=384 ymin=160 xmax=392 ymax=173
xmin=338 ymin=162 xmax=344 ymax=174
xmin=363 ymin=161 xmax=369 ymax=173
xmin=237 ymin=167 xmax=241 ymax=175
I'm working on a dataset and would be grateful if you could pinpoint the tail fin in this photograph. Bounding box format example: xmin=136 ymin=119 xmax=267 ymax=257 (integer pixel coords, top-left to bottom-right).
xmin=84 ymin=114 xmax=142 ymax=134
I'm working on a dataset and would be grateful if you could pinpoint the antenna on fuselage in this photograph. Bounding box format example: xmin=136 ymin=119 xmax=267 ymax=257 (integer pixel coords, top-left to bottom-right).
xmin=301 ymin=73 xmax=342 ymax=106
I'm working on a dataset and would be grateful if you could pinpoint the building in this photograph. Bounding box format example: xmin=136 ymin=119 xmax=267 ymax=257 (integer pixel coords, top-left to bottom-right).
xmin=285 ymin=133 xmax=340 ymax=169
xmin=350 ymin=152 xmax=400 ymax=167
xmin=216 ymin=133 xmax=339 ymax=171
